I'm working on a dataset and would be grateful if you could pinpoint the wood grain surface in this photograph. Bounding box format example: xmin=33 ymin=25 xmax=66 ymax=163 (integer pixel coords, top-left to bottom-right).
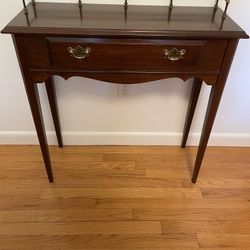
xmin=2 ymin=3 xmax=248 ymax=39
xmin=0 ymin=145 xmax=250 ymax=249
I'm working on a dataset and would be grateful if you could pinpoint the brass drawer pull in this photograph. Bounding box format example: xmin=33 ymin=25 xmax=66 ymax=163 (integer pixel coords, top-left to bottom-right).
xmin=68 ymin=45 xmax=91 ymax=60
xmin=163 ymin=48 xmax=186 ymax=63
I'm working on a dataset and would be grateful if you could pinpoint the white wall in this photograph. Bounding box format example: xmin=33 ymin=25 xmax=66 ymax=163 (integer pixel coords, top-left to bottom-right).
xmin=0 ymin=0 xmax=249 ymax=146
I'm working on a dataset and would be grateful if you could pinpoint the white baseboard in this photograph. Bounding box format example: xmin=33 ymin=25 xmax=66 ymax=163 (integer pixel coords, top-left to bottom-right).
xmin=0 ymin=131 xmax=250 ymax=146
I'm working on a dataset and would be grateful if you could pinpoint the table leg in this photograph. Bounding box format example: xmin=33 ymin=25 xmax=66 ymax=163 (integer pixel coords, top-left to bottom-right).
xmin=24 ymin=81 xmax=54 ymax=182
xmin=45 ymin=77 xmax=63 ymax=148
xmin=181 ymin=78 xmax=202 ymax=148
xmin=12 ymin=35 xmax=54 ymax=182
xmin=191 ymin=40 xmax=239 ymax=183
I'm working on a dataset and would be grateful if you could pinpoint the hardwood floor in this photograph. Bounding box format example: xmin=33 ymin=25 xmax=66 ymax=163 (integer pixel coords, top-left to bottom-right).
xmin=0 ymin=145 xmax=250 ymax=249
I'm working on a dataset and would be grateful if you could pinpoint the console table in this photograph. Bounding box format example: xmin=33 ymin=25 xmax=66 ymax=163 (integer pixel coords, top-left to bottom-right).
xmin=1 ymin=1 xmax=248 ymax=183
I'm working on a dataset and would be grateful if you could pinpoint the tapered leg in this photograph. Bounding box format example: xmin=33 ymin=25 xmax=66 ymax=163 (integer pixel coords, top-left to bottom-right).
xmin=12 ymin=35 xmax=54 ymax=182
xmin=25 ymin=81 xmax=54 ymax=182
xmin=45 ymin=77 xmax=63 ymax=148
xmin=191 ymin=40 xmax=239 ymax=183
xmin=181 ymin=78 xmax=202 ymax=148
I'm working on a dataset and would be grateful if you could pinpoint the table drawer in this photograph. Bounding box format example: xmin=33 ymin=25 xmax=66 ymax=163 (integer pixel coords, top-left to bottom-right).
xmin=47 ymin=38 xmax=227 ymax=73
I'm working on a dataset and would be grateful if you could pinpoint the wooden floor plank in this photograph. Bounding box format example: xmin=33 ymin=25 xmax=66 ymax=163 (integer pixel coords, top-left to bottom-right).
xmin=96 ymin=198 xmax=250 ymax=209
xmin=40 ymin=187 xmax=203 ymax=199
xmin=0 ymin=209 xmax=133 ymax=222
xmin=197 ymin=234 xmax=250 ymax=248
xmin=0 ymin=194 xmax=96 ymax=210
xmin=161 ymin=221 xmax=250 ymax=234
xmin=146 ymin=168 xmax=192 ymax=179
xmin=202 ymin=188 xmax=250 ymax=199
xmin=0 ymin=234 xmax=198 ymax=249
xmin=0 ymin=146 xmax=103 ymax=162
xmin=0 ymin=221 xmax=161 ymax=235
xmin=17 ymin=177 xmax=185 ymax=188
xmin=196 ymin=178 xmax=250 ymax=188
xmin=133 ymin=207 xmax=250 ymax=221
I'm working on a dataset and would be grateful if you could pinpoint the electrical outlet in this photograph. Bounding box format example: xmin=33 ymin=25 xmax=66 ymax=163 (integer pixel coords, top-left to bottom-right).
xmin=117 ymin=84 xmax=129 ymax=96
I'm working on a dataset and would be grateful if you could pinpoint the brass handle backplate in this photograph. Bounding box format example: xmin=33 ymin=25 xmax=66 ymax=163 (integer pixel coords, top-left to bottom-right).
xmin=163 ymin=48 xmax=186 ymax=63
xmin=68 ymin=45 xmax=91 ymax=60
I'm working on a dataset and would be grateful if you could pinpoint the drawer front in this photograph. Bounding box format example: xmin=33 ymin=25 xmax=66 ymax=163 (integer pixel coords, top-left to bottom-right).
xmin=48 ymin=38 xmax=227 ymax=73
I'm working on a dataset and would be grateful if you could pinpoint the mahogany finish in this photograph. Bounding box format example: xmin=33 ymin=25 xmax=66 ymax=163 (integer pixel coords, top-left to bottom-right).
xmin=45 ymin=77 xmax=63 ymax=148
xmin=181 ymin=77 xmax=203 ymax=148
xmin=192 ymin=39 xmax=239 ymax=183
xmin=2 ymin=3 xmax=248 ymax=39
xmin=48 ymin=38 xmax=227 ymax=73
xmin=1 ymin=2 xmax=248 ymax=183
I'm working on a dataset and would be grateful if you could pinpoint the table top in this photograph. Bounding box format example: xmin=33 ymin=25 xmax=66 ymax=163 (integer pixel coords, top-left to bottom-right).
xmin=2 ymin=3 xmax=248 ymax=39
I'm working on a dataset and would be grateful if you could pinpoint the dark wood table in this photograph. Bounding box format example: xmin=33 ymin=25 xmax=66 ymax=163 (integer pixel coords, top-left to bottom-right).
xmin=1 ymin=2 xmax=248 ymax=183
